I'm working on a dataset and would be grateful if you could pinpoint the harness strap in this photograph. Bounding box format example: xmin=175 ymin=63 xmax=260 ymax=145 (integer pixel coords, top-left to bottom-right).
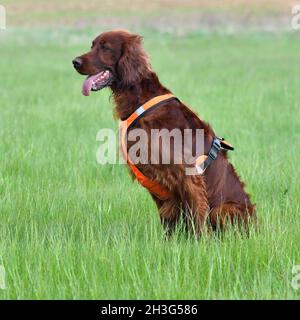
xmin=120 ymin=94 xmax=234 ymax=200
xmin=195 ymin=137 xmax=234 ymax=174
xmin=121 ymin=93 xmax=177 ymax=129
xmin=120 ymin=94 xmax=176 ymax=200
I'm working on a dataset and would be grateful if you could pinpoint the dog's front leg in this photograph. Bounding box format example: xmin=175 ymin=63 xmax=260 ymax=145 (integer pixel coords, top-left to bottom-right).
xmin=152 ymin=196 xmax=181 ymax=238
xmin=178 ymin=174 xmax=209 ymax=235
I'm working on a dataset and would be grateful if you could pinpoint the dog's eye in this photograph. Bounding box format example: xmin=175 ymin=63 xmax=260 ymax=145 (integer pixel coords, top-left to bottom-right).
xmin=100 ymin=43 xmax=111 ymax=52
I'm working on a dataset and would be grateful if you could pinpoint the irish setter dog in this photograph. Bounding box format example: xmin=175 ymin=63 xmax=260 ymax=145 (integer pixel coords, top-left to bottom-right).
xmin=72 ymin=30 xmax=255 ymax=234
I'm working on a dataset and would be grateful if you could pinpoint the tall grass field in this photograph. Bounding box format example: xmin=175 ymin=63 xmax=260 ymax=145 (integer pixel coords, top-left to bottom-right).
xmin=0 ymin=27 xmax=300 ymax=299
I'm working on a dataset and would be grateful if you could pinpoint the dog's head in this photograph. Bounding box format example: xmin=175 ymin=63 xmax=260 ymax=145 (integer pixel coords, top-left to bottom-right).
xmin=72 ymin=30 xmax=151 ymax=96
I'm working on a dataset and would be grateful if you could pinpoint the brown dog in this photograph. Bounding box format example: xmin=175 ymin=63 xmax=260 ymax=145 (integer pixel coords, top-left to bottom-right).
xmin=72 ymin=30 xmax=255 ymax=234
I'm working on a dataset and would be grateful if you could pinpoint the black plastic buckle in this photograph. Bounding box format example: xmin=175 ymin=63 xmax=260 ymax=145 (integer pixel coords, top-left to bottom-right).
xmin=208 ymin=138 xmax=221 ymax=160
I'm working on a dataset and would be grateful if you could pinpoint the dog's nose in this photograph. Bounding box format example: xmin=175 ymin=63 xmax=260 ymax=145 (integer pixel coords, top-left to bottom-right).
xmin=72 ymin=57 xmax=82 ymax=69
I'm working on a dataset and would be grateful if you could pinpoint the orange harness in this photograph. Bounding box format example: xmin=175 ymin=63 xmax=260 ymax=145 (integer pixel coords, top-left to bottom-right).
xmin=120 ymin=94 xmax=233 ymax=200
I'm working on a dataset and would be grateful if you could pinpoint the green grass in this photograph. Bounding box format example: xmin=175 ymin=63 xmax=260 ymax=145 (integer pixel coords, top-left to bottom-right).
xmin=0 ymin=28 xmax=300 ymax=299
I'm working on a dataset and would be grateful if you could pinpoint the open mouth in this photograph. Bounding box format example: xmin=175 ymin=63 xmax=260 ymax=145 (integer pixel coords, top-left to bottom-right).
xmin=82 ymin=70 xmax=113 ymax=96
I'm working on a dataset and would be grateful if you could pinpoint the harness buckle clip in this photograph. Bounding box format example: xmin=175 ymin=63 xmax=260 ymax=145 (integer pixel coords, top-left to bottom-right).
xmin=208 ymin=138 xmax=221 ymax=160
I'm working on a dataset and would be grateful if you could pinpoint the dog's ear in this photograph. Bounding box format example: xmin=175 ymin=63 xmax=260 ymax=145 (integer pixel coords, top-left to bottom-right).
xmin=118 ymin=34 xmax=152 ymax=86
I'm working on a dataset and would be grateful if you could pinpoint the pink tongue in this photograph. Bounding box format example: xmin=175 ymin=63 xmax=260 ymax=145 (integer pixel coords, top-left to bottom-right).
xmin=82 ymin=72 xmax=103 ymax=96
xmin=82 ymin=77 xmax=93 ymax=96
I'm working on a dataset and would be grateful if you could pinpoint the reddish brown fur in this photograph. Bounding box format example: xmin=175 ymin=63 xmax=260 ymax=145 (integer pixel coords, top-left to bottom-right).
xmin=73 ymin=30 xmax=255 ymax=234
